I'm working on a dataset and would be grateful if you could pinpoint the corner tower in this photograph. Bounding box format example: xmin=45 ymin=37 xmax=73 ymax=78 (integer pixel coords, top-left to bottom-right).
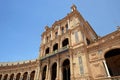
xmin=38 ymin=5 xmax=98 ymax=80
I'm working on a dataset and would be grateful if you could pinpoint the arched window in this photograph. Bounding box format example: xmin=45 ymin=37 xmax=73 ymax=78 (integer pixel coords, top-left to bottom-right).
xmin=16 ymin=73 xmax=21 ymax=80
xmin=45 ymin=47 xmax=50 ymax=55
xmin=62 ymin=38 xmax=69 ymax=47
xmin=51 ymin=63 xmax=57 ymax=80
xmin=55 ymin=32 xmax=58 ymax=38
xmin=61 ymin=27 xmax=64 ymax=34
xmin=10 ymin=74 xmax=14 ymax=80
xmin=65 ymin=24 xmax=68 ymax=32
xmin=62 ymin=59 xmax=70 ymax=80
xmin=105 ymin=49 xmax=120 ymax=76
xmin=42 ymin=66 xmax=47 ymax=80
xmin=3 ymin=74 xmax=8 ymax=80
xmin=23 ymin=72 xmax=28 ymax=80
xmin=86 ymin=38 xmax=90 ymax=45
xmin=30 ymin=71 xmax=35 ymax=80
xmin=53 ymin=43 xmax=58 ymax=52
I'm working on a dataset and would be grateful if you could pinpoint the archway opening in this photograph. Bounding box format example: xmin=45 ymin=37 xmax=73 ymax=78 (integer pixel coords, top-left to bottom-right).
xmin=105 ymin=49 xmax=120 ymax=76
xmin=86 ymin=38 xmax=90 ymax=45
xmin=51 ymin=63 xmax=57 ymax=80
xmin=62 ymin=38 xmax=69 ymax=47
xmin=0 ymin=74 xmax=2 ymax=80
xmin=45 ymin=47 xmax=50 ymax=55
xmin=53 ymin=43 xmax=58 ymax=52
xmin=23 ymin=72 xmax=28 ymax=80
xmin=16 ymin=73 xmax=21 ymax=80
xmin=42 ymin=65 xmax=47 ymax=80
xmin=30 ymin=71 xmax=35 ymax=80
xmin=10 ymin=74 xmax=14 ymax=80
xmin=3 ymin=74 xmax=8 ymax=80
xmin=62 ymin=59 xmax=70 ymax=80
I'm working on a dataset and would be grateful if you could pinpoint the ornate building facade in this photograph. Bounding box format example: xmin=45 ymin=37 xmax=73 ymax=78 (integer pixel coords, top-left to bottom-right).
xmin=0 ymin=5 xmax=120 ymax=80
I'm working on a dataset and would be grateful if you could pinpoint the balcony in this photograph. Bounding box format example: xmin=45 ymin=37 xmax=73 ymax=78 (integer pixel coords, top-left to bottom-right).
xmin=40 ymin=45 xmax=69 ymax=60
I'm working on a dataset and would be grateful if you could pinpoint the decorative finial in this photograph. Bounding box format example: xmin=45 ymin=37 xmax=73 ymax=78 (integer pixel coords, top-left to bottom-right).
xmin=117 ymin=26 xmax=120 ymax=30
xmin=45 ymin=25 xmax=49 ymax=31
xmin=71 ymin=4 xmax=77 ymax=12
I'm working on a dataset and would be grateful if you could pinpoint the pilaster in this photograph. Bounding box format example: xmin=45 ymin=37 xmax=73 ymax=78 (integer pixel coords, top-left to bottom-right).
xmin=56 ymin=54 xmax=60 ymax=80
xmin=69 ymin=49 xmax=74 ymax=80
xmin=7 ymin=74 xmax=10 ymax=80
xmin=45 ymin=59 xmax=50 ymax=80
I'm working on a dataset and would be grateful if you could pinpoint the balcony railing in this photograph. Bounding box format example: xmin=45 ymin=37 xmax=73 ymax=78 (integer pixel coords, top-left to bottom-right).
xmin=40 ymin=45 xmax=69 ymax=60
xmin=96 ymin=76 xmax=120 ymax=80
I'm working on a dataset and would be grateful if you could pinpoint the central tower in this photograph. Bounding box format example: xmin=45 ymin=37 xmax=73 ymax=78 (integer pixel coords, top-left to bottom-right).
xmin=38 ymin=5 xmax=98 ymax=80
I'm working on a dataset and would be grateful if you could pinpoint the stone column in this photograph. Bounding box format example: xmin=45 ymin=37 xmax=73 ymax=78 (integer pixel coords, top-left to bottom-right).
xmin=20 ymin=73 xmax=23 ymax=80
xmin=27 ymin=72 xmax=30 ymax=80
xmin=51 ymin=31 xmax=53 ymax=40
xmin=56 ymin=55 xmax=60 ymax=80
xmin=39 ymin=70 xmax=42 ymax=80
xmin=34 ymin=69 xmax=37 ymax=80
xmin=7 ymin=74 xmax=10 ymax=80
xmin=35 ymin=66 xmax=40 ymax=80
xmin=58 ymin=26 xmax=61 ymax=36
xmin=13 ymin=74 xmax=16 ymax=80
xmin=43 ymin=35 xmax=46 ymax=44
xmin=59 ymin=65 xmax=62 ymax=80
xmin=69 ymin=49 xmax=74 ymax=80
xmin=45 ymin=60 xmax=50 ymax=80
xmin=48 ymin=66 xmax=51 ymax=80
xmin=103 ymin=60 xmax=111 ymax=77
xmin=67 ymin=19 xmax=70 ymax=29
xmin=79 ymin=31 xmax=83 ymax=43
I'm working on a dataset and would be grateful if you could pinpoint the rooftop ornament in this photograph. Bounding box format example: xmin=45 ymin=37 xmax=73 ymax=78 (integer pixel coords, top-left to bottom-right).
xmin=117 ymin=26 xmax=120 ymax=31
xmin=45 ymin=25 xmax=50 ymax=31
xmin=71 ymin=4 xmax=77 ymax=12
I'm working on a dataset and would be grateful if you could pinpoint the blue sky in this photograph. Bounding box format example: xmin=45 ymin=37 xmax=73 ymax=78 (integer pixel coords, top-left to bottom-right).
xmin=0 ymin=0 xmax=120 ymax=62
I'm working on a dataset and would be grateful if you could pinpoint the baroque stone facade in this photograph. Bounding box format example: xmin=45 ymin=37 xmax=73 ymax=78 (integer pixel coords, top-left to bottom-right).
xmin=0 ymin=5 xmax=120 ymax=80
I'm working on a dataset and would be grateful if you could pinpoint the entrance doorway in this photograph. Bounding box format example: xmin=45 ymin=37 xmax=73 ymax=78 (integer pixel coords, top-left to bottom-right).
xmin=51 ymin=63 xmax=57 ymax=80
xmin=42 ymin=66 xmax=47 ymax=80
xmin=62 ymin=59 xmax=70 ymax=80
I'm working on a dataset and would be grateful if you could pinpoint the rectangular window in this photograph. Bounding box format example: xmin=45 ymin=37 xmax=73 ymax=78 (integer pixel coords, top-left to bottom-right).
xmin=74 ymin=31 xmax=79 ymax=43
xmin=78 ymin=56 xmax=84 ymax=74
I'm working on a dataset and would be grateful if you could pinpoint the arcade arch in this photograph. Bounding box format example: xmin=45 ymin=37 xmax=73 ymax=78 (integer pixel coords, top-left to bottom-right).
xmin=104 ymin=48 xmax=120 ymax=76
xmin=23 ymin=72 xmax=28 ymax=80
xmin=30 ymin=71 xmax=35 ymax=80
xmin=16 ymin=73 xmax=21 ymax=80
xmin=51 ymin=63 xmax=57 ymax=80
xmin=3 ymin=74 xmax=8 ymax=80
xmin=62 ymin=59 xmax=70 ymax=80
xmin=10 ymin=74 xmax=14 ymax=80
xmin=42 ymin=65 xmax=47 ymax=80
